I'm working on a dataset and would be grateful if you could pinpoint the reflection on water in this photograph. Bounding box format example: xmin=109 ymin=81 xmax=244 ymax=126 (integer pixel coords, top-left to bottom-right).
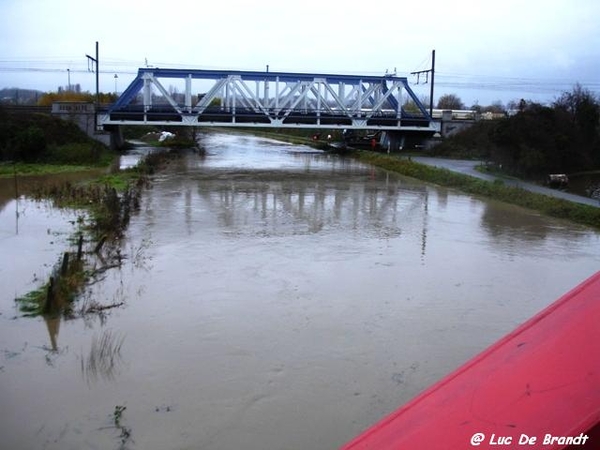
xmin=193 ymin=173 xmax=428 ymax=238
xmin=118 ymin=141 xmax=163 ymax=169
xmin=568 ymin=172 xmax=600 ymax=199
xmin=0 ymin=169 xmax=105 ymax=214
xmin=44 ymin=315 xmax=60 ymax=352
xmin=80 ymin=329 xmax=125 ymax=385
xmin=1 ymin=131 xmax=599 ymax=450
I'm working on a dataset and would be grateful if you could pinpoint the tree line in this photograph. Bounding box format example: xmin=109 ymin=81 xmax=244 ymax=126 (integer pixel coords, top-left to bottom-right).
xmin=431 ymin=85 xmax=600 ymax=178
xmin=36 ymin=91 xmax=118 ymax=106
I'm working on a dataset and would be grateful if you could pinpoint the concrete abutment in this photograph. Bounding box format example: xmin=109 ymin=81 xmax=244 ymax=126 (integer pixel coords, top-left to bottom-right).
xmin=51 ymin=101 xmax=124 ymax=150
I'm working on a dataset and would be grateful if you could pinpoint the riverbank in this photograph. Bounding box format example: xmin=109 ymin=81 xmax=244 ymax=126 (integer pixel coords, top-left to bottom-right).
xmin=11 ymin=147 xmax=174 ymax=318
xmin=0 ymin=162 xmax=101 ymax=178
xmin=349 ymin=150 xmax=600 ymax=230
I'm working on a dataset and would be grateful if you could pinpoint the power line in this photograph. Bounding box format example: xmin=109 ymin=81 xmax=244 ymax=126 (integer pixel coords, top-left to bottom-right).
xmin=436 ymin=71 xmax=600 ymax=87
xmin=2 ymin=59 xmax=596 ymax=86
xmin=0 ymin=67 xmax=137 ymax=75
xmin=1 ymin=61 xmax=597 ymax=101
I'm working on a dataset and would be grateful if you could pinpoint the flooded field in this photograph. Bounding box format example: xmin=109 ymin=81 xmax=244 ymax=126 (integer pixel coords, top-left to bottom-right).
xmin=1 ymin=132 xmax=599 ymax=450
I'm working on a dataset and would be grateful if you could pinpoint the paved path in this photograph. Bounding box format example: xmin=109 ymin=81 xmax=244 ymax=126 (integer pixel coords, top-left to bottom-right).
xmin=411 ymin=156 xmax=600 ymax=208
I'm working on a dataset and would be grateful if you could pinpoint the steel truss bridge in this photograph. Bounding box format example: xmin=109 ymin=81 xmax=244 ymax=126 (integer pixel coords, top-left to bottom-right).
xmin=100 ymin=68 xmax=436 ymax=133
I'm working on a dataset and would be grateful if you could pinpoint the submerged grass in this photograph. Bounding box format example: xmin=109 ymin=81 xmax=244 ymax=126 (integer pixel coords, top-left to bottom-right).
xmin=81 ymin=330 xmax=125 ymax=384
xmin=15 ymin=252 xmax=86 ymax=317
xmin=351 ymin=150 xmax=600 ymax=229
xmin=14 ymin=149 xmax=172 ymax=318
xmin=112 ymin=404 xmax=133 ymax=449
xmin=15 ymin=288 xmax=46 ymax=317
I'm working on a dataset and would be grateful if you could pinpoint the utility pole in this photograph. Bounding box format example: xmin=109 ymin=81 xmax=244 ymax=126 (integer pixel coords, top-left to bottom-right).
xmin=410 ymin=49 xmax=436 ymax=117
xmin=96 ymin=41 xmax=99 ymax=108
xmin=86 ymin=41 xmax=100 ymax=129
xmin=429 ymin=50 xmax=435 ymax=116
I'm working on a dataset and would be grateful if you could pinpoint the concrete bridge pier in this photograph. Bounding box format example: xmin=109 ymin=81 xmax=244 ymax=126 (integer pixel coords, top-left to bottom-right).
xmin=380 ymin=131 xmax=406 ymax=153
xmin=104 ymin=125 xmax=125 ymax=150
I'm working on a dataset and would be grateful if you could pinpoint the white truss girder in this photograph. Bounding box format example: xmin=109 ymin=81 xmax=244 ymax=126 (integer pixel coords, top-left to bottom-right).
xmin=101 ymin=68 xmax=434 ymax=131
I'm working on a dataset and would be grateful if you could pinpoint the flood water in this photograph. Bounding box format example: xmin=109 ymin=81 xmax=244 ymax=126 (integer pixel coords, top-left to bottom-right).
xmin=1 ymin=132 xmax=599 ymax=450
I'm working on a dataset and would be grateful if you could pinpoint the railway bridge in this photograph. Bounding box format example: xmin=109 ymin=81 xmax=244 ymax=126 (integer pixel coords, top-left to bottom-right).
xmin=98 ymin=68 xmax=438 ymax=150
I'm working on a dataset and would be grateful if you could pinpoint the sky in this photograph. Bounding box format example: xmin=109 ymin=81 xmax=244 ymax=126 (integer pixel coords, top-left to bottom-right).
xmin=1 ymin=0 xmax=599 ymax=107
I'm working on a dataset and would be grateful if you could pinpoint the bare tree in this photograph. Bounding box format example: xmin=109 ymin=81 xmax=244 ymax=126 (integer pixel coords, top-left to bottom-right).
xmin=483 ymin=100 xmax=505 ymax=113
xmin=554 ymin=84 xmax=599 ymax=140
xmin=436 ymin=94 xmax=464 ymax=110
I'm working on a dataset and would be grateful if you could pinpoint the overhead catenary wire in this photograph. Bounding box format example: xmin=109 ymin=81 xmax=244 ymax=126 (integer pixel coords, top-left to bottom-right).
xmin=1 ymin=59 xmax=597 ymax=85
xmin=1 ymin=58 xmax=598 ymax=102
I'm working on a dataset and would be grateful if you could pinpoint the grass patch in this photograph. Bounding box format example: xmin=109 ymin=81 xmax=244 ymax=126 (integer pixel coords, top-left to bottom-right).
xmin=93 ymin=173 xmax=139 ymax=191
xmin=0 ymin=162 xmax=97 ymax=178
xmin=45 ymin=142 xmax=115 ymax=166
xmin=15 ymin=288 xmax=47 ymax=317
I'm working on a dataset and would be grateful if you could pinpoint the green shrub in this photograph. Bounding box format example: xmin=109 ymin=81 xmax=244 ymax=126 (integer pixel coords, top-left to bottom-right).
xmin=8 ymin=125 xmax=47 ymax=161
xmin=0 ymin=108 xmax=114 ymax=166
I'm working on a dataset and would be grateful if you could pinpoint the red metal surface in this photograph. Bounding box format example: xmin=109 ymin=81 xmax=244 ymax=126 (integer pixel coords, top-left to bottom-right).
xmin=342 ymin=272 xmax=600 ymax=449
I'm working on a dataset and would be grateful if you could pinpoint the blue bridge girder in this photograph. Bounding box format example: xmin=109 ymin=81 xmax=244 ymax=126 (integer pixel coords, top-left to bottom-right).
xmin=99 ymin=68 xmax=436 ymax=132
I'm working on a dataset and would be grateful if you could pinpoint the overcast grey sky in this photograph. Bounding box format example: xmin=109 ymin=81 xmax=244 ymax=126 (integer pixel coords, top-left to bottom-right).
xmin=1 ymin=0 xmax=598 ymax=106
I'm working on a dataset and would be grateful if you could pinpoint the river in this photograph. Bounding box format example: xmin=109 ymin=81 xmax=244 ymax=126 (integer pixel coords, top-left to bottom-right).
xmin=1 ymin=131 xmax=599 ymax=450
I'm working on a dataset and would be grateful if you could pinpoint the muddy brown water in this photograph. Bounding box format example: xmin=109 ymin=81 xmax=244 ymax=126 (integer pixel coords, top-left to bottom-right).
xmin=1 ymin=132 xmax=599 ymax=450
